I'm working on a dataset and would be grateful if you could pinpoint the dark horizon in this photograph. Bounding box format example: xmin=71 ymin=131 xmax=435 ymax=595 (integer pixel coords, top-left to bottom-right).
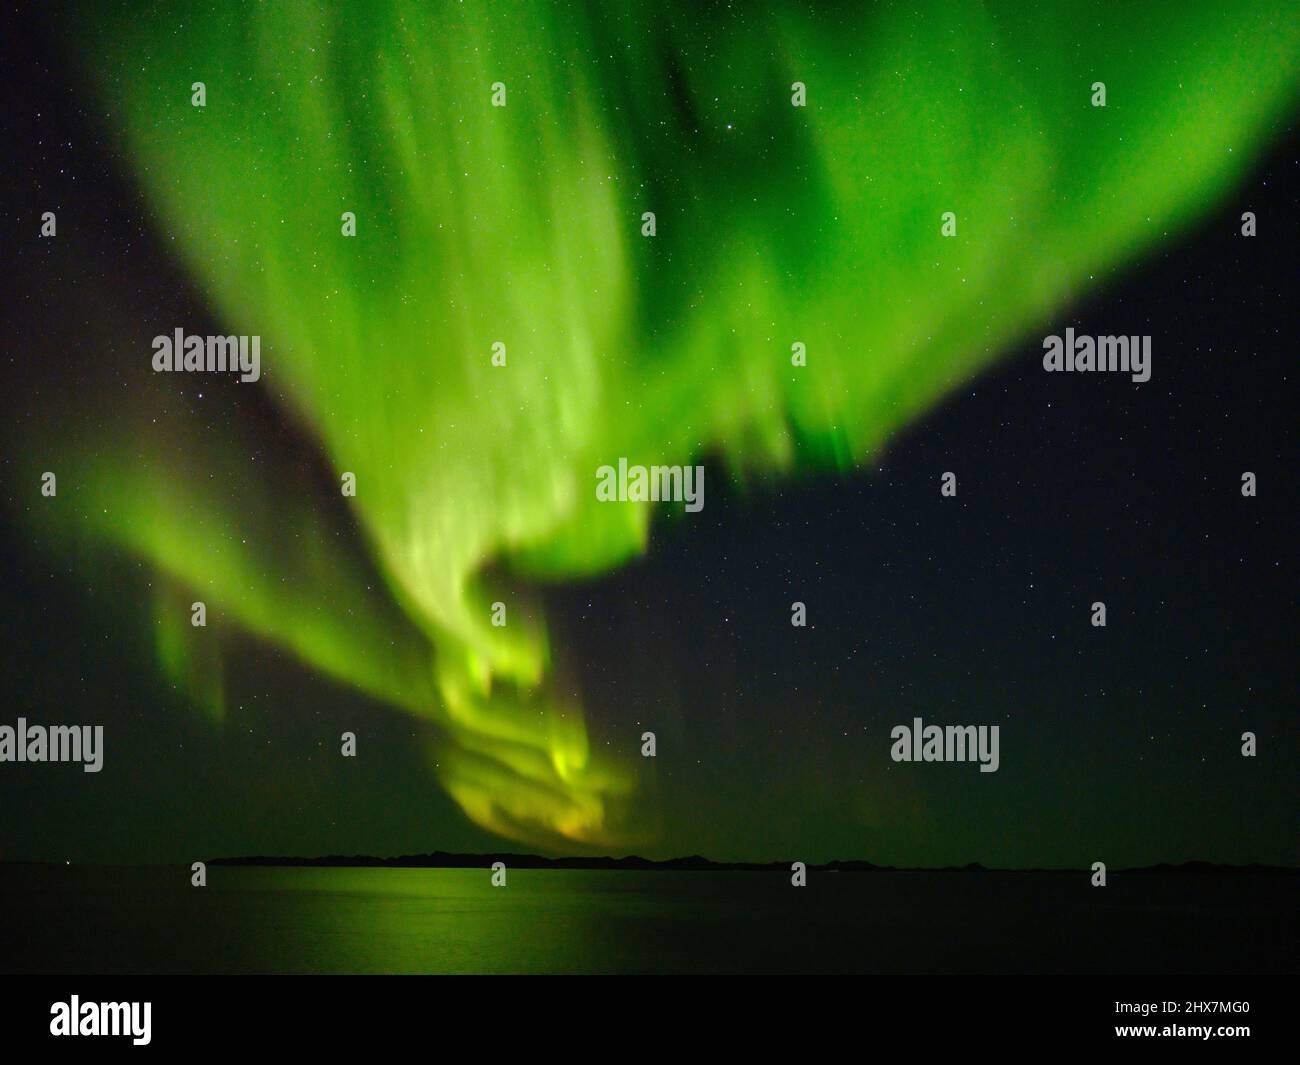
xmin=6 ymin=853 xmax=1297 ymax=875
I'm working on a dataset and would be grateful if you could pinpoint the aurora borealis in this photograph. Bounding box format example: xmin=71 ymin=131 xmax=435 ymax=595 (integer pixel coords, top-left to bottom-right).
xmin=3 ymin=0 xmax=1297 ymax=867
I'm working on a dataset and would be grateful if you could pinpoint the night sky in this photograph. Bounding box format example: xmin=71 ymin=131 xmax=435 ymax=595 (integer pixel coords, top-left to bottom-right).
xmin=2 ymin=2 xmax=1296 ymax=869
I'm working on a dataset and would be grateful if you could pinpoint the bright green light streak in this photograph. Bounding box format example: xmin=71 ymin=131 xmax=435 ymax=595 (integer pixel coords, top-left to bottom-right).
xmin=26 ymin=0 xmax=1299 ymax=847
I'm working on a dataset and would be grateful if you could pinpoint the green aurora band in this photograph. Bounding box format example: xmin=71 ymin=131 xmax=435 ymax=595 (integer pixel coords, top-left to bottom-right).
xmin=17 ymin=0 xmax=1299 ymax=848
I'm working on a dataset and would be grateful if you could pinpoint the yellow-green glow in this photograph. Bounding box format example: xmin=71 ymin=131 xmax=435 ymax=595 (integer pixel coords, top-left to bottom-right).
xmin=23 ymin=0 xmax=1298 ymax=847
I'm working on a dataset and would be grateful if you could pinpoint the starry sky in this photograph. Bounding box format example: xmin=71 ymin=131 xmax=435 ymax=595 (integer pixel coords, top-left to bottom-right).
xmin=1 ymin=1 xmax=1296 ymax=868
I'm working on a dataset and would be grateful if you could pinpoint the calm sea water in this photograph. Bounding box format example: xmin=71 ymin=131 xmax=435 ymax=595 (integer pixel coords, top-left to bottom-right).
xmin=0 ymin=865 xmax=1293 ymax=974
